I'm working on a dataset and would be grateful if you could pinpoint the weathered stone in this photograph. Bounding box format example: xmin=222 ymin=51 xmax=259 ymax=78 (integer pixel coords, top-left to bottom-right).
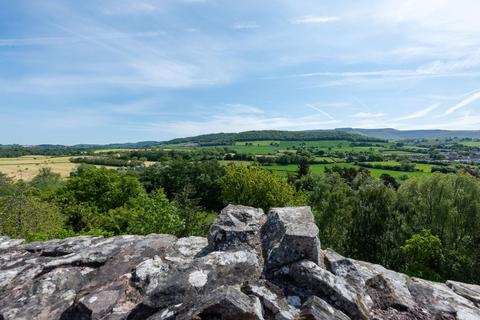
xmin=208 ymin=204 xmax=265 ymax=254
xmin=133 ymin=249 xmax=261 ymax=310
xmin=446 ymin=280 xmax=480 ymax=307
xmin=1 ymin=206 xmax=480 ymax=319
xmin=182 ymin=286 xmax=262 ymax=320
xmin=369 ymin=307 xmax=431 ymax=320
xmin=278 ymin=260 xmax=368 ymax=319
xmin=0 ymin=234 xmax=176 ymax=320
xmin=261 ymin=207 xmax=321 ymax=272
xmin=299 ymin=296 xmax=350 ymax=320
xmin=243 ymin=281 xmax=299 ymax=319
xmin=366 ymin=274 xmax=410 ymax=311
xmin=0 ymin=236 xmax=25 ymax=251
xmin=408 ymin=277 xmax=480 ymax=320
xmin=347 ymin=257 xmax=416 ymax=312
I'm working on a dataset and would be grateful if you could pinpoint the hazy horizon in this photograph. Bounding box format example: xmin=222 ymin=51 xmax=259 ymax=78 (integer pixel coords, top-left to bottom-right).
xmin=2 ymin=1 xmax=480 ymax=144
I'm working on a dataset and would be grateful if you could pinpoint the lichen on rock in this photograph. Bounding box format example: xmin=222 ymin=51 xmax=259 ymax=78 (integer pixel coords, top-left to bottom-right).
xmin=1 ymin=205 xmax=480 ymax=319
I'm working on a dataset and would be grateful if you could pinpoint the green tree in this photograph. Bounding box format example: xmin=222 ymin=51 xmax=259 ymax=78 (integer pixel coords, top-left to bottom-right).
xmin=398 ymin=174 xmax=480 ymax=282
xmin=0 ymin=172 xmax=13 ymax=196
xmin=346 ymin=179 xmax=402 ymax=268
xmin=0 ymin=185 xmax=67 ymax=241
xmin=297 ymin=156 xmax=310 ymax=178
xmin=55 ymin=165 xmax=145 ymax=230
xmin=219 ymin=165 xmax=301 ymax=212
xmin=401 ymin=230 xmax=445 ymax=281
xmin=127 ymin=189 xmax=185 ymax=235
xmin=306 ymin=173 xmax=355 ymax=252
xmin=30 ymin=167 xmax=63 ymax=195
xmin=139 ymin=160 xmax=225 ymax=211
xmin=97 ymin=189 xmax=184 ymax=236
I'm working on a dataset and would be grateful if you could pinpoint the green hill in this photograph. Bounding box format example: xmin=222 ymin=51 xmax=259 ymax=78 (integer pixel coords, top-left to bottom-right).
xmin=335 ymin=128 xmax=480 ymax=140
xmin=164 ymin=130 xmax=383 ymax=146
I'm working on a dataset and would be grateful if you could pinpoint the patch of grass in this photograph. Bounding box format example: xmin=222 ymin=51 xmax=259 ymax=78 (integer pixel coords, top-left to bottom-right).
xmin=460 ymin=141 xmax=480 ymax=147
xmin=265 ymin=162 xmax=431 ymax=179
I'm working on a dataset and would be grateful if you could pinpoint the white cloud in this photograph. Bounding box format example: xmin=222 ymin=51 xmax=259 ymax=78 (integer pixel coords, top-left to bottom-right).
xmin=394 ymin=104 xmax=439 ymax=121
xmin=157 ymin=110 xmax=340 ymax=137
xmin=290 ymin=15 xmax=340 ymax=25
xmin=416 ymin=51 xmax=480 ymax=74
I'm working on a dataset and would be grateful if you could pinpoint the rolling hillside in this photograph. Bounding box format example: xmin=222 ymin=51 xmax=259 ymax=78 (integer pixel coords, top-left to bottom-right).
xmin=336 ymin=128 xmax=480 ymax=140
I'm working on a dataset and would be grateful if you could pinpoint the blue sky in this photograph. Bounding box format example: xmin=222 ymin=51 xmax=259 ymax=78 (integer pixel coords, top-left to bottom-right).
xmin=1 ymin=0 xmax=480 ymax=144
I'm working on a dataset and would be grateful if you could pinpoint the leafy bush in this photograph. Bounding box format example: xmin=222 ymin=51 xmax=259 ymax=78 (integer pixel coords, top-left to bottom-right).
xmin=402 ymin=230 xmax=445 ymax=281
xmin=219 ymin=165 xmax=302 ymax=212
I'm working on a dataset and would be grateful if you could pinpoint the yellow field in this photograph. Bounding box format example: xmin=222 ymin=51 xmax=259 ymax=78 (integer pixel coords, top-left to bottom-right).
xmin=0 ymin=156 xmax=157 ymax=181
xmin=0 ymin=156 xmax=79 ymax=181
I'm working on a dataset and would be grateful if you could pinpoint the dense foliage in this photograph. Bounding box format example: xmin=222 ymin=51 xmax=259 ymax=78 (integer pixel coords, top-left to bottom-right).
xmin=0 ymin=145 xmax=92 ymax=158
xmin=166 ymin=130 xmax=384 ymax=146
xmin=301 ymin=168 xmax=480 ymax=283
xmin=1 ymin=159 xmax=480 ymax=284
xmin=219 ymin=165 xmax=302 ymax=212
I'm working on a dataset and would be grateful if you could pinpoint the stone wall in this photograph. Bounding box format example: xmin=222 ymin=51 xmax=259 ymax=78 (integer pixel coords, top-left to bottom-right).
xmin=1 ymin=205 xmax=480 ymax=319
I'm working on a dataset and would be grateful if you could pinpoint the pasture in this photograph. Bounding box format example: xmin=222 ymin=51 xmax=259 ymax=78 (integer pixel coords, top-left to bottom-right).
xmin=265 ymin=162 xmax=430 ymax=179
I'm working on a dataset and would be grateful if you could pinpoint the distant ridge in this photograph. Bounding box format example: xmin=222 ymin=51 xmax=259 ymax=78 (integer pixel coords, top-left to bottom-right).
xmin=335 ymin=128 xmax=480 ymax=140
xmin=163 ymin=130 xmax=383 ymax=146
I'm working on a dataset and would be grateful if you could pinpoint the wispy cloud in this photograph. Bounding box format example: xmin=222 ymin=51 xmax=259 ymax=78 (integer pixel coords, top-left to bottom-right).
xmin=444 ymin=90 xmax=480 ymax=115
xmin=306 ymin=104 xmax=335 ymax=120
xmin=164 ymin=113 xmax=340 ymax=137
xmin=394 ymin=103 xmax=439 ymax=121
xmin=290 ymin=15 xmax=340 ymax=25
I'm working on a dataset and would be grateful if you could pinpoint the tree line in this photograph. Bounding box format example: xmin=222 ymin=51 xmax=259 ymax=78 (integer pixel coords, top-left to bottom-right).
xmin=1 ymin=161 xmax=479 ymax=284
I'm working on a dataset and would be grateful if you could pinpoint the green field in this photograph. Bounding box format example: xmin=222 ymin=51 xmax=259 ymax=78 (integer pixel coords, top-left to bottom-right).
xmin=365 ymin=161 xmax=433 ymax=172
xmin=223 ymin=140 xmax=392 ymax=154
xmin=265 ymin=162 xmax=430 ymax=178
xmin=460 ymin=141 xmax=480 ymax=147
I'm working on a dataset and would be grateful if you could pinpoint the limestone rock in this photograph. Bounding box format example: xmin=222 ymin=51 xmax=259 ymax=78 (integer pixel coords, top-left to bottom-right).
xmin=0 ymin=234 xmax=176 ymax=320
xmin=261 ymin=207 xmax=321 ymax=272
xmin=299 ymin=296 xmax=350 ymax=320
xmin=208 ymin=204 xmax=265 ymax=254
xmin=133 ymin=249 xmax=261 ymax=311
xmin=181 ymin=286 xmax=263 ymax=320
xmin=446 ymin=280 xmax=480 ymax=307
xmin=243 ymin=280 xmax=299 ymax=320
xmin=1 ymin=205 xmax=480 ymax=319
xmin=277 ymin=260 xmax=367 ymax=319
xmin=407 ymin=277 xmax=480 ymax=319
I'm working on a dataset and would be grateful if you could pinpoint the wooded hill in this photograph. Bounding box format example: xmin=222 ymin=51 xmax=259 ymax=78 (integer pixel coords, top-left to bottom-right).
xmin=164 ymin=130 xmax=384 ymax=146
xmin=336 ymin=128 xmax=480 ymax=140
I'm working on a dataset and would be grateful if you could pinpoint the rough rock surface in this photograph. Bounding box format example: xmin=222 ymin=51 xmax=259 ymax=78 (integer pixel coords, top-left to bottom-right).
xmin=261 ymin=207 xmax=321 ymax=273
xmin=1 ymin=205 xmax=480 ymax=320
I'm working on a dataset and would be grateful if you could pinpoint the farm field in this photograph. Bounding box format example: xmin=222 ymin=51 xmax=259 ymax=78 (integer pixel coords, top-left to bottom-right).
xmin=460 ymin=141 xmax=480 ymax=147
xmin=365 ymin=161 xmax=433 ymax=172
xmin=216 ymin=140 xmax=392 ymax=155
xmin=265 ymin=162 xmax=431 ymax=178
xmin=0 ymin=156 xmax=78 ymax=180
xmin=0 ymin=156 xmax=124 ymax=180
